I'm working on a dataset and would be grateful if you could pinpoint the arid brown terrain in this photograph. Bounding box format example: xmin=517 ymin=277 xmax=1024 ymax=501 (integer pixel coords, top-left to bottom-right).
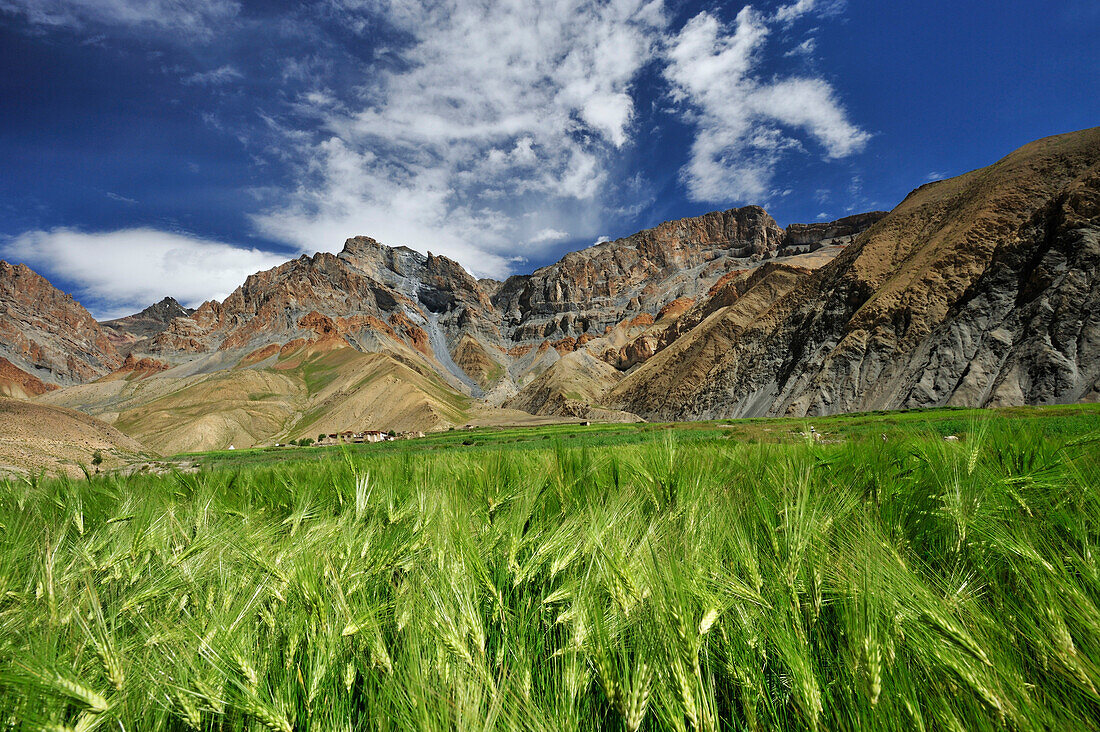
xmin=1 ymin=127 xmax=1096 ymax=457
xmin=0 ymin=398 xmax=146 ymax=478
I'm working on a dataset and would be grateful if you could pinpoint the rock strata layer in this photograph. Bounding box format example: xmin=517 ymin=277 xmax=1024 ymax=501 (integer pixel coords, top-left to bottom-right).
xmin=0 ymin=262 xmax=120 ymax=385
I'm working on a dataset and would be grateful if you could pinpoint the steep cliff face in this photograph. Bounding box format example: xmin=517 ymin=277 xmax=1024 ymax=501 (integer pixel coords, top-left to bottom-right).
xmin=901 ymin=160 xmax=1100 ymax=408
xmin=609 ymin=127 xmax=1100 ymax=419
xmin=778 ymin=211 xmax=887 ymax=255
xmin=493 ymin=206 xmax=786 ymax=342
xmin=0 ymin=261 xmax=121 ymax=385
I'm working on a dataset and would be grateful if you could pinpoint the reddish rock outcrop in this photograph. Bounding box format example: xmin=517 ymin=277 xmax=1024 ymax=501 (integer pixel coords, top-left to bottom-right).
xmin=389 ymin=312 xmax=432 ymax=356
xmin=103 ymin=353 xmax=172 ymax=381
xmin=239 ymin=343 xmax=281 ymax=368
xmin=551 ymin=337 xmax=578 ymax=355
xmin=656 ymin=297 xmax=695 ymax=322
xmin=0 ymin=356 xmax=59 ymax=398
xmin=0 ymin=261 xmax=121 ymax=385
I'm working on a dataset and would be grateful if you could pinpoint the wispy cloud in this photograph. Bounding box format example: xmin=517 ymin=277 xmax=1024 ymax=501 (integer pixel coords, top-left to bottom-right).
xmin=845 ymin=173 xmax=877 ymax=213
xmin=773 ymin=0 xmax=846 ymax=26
xmin=2 ymin=228 xmax=284 ymax=318
xmin=665 ymin=7 xmax=868 ymax=203
xmin=0 ymin=0 xmax=240 ymax=38
xmin=251 ymin=0 xmax=669 ymax=277
xmin=182 ymin=64 xmax=243 ymax=86
xmin=784 ymin=37 xmax=817 ymax=57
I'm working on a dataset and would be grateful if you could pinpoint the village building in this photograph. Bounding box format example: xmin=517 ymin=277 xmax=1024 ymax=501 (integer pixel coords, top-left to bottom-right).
xmin=316 ymin=429 xmax=398 ymax=445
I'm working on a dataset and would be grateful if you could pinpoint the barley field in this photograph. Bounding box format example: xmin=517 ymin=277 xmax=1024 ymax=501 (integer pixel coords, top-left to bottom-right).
xmin=2 ymin=409 xmax=1100 ymax=730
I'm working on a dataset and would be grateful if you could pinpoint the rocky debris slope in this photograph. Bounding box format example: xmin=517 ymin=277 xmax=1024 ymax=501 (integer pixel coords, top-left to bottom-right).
xmin=0 ymin=261 xmax=121 ymax=385
xmin=609 ymin=127 xmax=1100 ymax=419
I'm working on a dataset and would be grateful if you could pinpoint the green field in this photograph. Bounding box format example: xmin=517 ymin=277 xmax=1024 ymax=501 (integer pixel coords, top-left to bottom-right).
xmin=2 ymin=404 xmax=1100 ymax=730
xmin=183 ymin=402 xmax=1100 ymax=470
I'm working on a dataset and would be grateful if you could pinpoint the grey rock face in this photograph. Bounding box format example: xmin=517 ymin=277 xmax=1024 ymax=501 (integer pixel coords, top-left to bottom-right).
xmin=919 ymin=182 xmax=1100 ymax=408
xmin=608 ymin=127 xmax=1100 ymax=420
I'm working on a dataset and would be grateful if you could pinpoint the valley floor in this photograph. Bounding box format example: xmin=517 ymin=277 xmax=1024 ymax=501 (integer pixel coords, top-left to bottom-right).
xmin=2 ymin=403 xmax=1099 ymax=730
xmin=180 ymin=401 xmax=1100 ymax=469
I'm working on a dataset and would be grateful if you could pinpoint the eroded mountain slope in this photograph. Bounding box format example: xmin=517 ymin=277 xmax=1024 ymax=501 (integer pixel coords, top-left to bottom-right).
xmin=40 ymin=340 xmax=470 ymax=454
xmin=0 ymin=262 xmax=120 ymax=385
xmin=609 ymin=127 xmax=1100 ymax=418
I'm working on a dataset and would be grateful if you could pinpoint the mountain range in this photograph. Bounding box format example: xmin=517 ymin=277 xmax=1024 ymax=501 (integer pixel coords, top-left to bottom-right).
xmin=1 ymin=127 xmax=1097 ymax=456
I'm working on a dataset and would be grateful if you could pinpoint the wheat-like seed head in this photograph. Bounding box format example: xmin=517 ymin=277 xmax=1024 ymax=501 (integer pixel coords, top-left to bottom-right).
xmin=343 ymin=661 xmax=356 ymax=693
xmin=92 ymin=640 xmax=124 ymax=691
xmin=241 ymin=692 xmax=293 ymax=732
xmin=41 ymin=671 xmax=111 ymax=715
xmin=621 ymin=661 xmax=651 ymax=732
xmin=698 ymin=608 xmax=720 ymax=636
xmin=173 ymin=690 xmax=203 ymax=731
xmin=863 ymin=634 xmax=882 ymax=706
xmin=232 ymin=651 xmax=259 ymax=689
xmin=371 ymin=629 xmax=393 ymax=674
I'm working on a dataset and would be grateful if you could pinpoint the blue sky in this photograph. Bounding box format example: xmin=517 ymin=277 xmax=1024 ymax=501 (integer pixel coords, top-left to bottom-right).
xmin=0 ymin=0 xmax=1096 ymax=318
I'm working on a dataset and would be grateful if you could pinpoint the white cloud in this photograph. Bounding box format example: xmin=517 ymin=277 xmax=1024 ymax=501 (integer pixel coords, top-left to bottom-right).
xmin=252 ymin=0 xmax=669 ymax=278
xmin=593 ymin=235 xmax=612 ymax=245
xmin=2 ymin=228 xmax=285 ymax=318
xmin=926 ymin=171 xmax=946 ymax=181
xmin=0 ymin=0 xmax=239 ymax=37
xmin=530 ymin=228 xmax=570 ymax=244
xmin=784 ymin=37 xmax=817 ymax=57
xmin=665 ymin=7 xmax=868 ymax=203
xmin=774 ymin=0 xmax=818 ymax=24
xmin=774 ymin=0 xmax=845 ymax=25
xmin=5 ymin=0 xmax=868 ymax=284
xmin=182 ymin=65 xmax=243 ymax=86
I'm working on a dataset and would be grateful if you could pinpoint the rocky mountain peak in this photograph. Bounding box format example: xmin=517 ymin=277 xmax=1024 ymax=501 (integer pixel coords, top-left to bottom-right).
xmin=338 ymin=236 xmax=427 ymax=275
xmin=609 ymin=126 xmax=1100 ymax=419
xmin=99 ymin=295 xmax=197 ymax=348
xmin=130 ymin=296 xmax=193 ymax=321
xmin=490 ymin=205 xmax=795 ymax=342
